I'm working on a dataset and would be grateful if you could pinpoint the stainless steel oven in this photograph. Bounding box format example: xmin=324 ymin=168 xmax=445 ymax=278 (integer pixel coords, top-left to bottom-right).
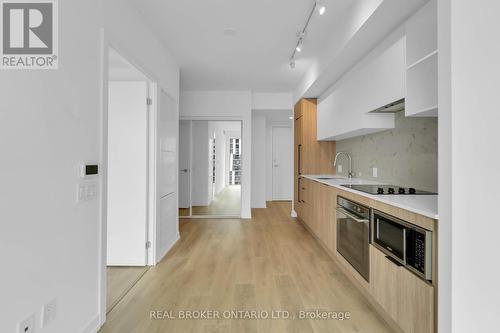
xmin=372 ymin=210 xmax=433 ymax=281
xmin=336 ymin=197 xmax=370 ymax=282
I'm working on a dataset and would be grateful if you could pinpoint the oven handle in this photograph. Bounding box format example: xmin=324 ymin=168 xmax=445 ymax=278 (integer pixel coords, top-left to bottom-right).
xmin=336 ymin=207 xmax=369 ymax=223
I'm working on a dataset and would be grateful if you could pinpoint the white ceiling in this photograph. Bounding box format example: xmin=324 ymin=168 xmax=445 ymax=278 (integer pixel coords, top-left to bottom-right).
xmin=130 ymin=0 xmax=357 ymax=92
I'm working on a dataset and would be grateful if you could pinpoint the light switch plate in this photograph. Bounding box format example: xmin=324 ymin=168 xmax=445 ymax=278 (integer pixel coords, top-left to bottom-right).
xmin=77 ymin=182 xmax=98 ymax=202
xmin=41 ymin=298 xmax=57 ymax=327
xmin=18 ymin=313 xmax=36 ymax=333
xmin=372 ymin=167 xmax=378 ymax=178
xmin=337 ymin=165 xmax=342 ymax=173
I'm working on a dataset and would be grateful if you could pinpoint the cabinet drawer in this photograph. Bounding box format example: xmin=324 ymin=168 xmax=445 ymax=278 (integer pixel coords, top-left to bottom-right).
xmin=370 ymin=246 xmax=434 ymax=333
xmin=371 ymin=245 xmax=400 ymax=320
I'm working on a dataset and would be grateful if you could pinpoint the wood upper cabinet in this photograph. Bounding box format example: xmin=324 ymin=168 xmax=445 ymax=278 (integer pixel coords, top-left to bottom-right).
xmin=294 ymin=100 xmax=303 ymax=120
xmin=294 ymin=99 xmax=336 ymax=223
xmin=371 ymin=245 xmax=434 ymax=333
xmin=294 ymin=99 xmax=336 ymax=176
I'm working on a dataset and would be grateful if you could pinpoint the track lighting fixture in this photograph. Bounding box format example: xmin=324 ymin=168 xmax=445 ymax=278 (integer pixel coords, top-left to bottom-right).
xmin=289 ymin=0 xmax=327 ymax=69
xmin=296 ymin=39 xmax=304 ymax=53
xmin=316 ymin=0 xmax=326 ymax=15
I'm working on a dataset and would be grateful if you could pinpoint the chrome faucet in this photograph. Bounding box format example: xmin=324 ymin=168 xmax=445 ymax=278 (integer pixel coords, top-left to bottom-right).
xmin=333 ymin=152 xmax=354 ymax=179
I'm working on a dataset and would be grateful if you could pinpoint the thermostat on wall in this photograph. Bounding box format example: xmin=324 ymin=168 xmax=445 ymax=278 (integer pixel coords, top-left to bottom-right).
xmin=80 ymin=164 xmax=99 ymax=178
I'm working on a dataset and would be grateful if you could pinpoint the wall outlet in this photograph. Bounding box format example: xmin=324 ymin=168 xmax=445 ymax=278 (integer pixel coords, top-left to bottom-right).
xmin=337 ymin=164 xmax=342 ymax=173
xmin=18 ymin=313 xmax=36 ymax=333
xmin=41 ymin=298 xmax=57 ymax=328
xmin=372 ymin=167 xmax=378 ymax=178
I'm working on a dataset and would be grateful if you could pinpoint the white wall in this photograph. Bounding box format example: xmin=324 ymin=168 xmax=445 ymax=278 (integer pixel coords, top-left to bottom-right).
xmin=180 ymin=91 xmax=252 ymax=218
xmin=251 ymin=92 xmax=293 ymax=111
xmin=439 ymin=0 xmax=500 ymax=332
xmin=107 ymin=81 xmax=148 ymax=266
xmin=250 ymin=110 xmax=293 ymax=204
xmin=0 ymin=1 xmax=179 ymax=332
xmin=251 ymin=114 xmax=267 ymax=208
xmin=191 ymin=121 xmax=210 ymax=206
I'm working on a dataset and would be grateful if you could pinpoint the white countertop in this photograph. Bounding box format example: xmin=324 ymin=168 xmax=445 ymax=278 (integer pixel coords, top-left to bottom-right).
xmin=301 ymin=175 xmax=439 ymax=220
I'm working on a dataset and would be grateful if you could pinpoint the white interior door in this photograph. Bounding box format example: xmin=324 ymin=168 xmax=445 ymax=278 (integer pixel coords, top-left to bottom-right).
xmin=272 ymin=127 xmax=293 ymax=201
xmin=107 ymin=81 xmax=148 ymax=266
xmin=157 ymin=90 xmax=178 ymax=259
xmin=179 ymin=120 xmax=191 ymax=209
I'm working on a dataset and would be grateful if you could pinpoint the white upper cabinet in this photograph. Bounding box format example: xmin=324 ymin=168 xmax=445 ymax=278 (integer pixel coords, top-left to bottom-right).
xmin=317 ymin=0 xmax=438 ymax=141
xmin=317 ymin=33 xmax=405 ymax=141
xmin=405 ymin=0 xmax=438 ymax=117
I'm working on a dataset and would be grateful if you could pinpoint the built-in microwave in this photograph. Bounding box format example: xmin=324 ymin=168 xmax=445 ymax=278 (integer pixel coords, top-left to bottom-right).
xmin=371 ymin=210 xmax=433 ymax=281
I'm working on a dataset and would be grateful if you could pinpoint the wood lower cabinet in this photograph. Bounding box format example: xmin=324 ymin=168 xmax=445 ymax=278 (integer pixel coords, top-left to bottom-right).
xmin=370 ymin=245 xmax=434 ymax=333
xmin=298 ymin=179 xmax=337 ymax=253
xmin=315 ymin=182 xmax=335 ymax=250
xmin=298 ymin=178 xmax=314 ymax=230
xmin=297 ymin=179 xmax=436 ymax=333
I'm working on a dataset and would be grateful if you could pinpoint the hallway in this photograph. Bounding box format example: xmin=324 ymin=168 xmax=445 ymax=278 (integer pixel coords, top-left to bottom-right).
xmin=180 ymin=185 xmax=242 ymax=217
xmin=100 ymin=202 xmax=394 ymax=333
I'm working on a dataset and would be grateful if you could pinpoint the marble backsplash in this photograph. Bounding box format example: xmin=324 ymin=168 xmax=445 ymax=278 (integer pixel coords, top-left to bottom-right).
xmin=335 ymin=111 xmax=438 ymax=192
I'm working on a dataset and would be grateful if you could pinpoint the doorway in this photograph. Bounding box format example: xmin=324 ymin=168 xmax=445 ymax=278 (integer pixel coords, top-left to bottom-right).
xmin=105 ymin=48 xmax=151 ymax=313
xmin=272 ymin=127 xmax=294 ymax=201
xmin=179 ymin=120 xmax=242 ymax=217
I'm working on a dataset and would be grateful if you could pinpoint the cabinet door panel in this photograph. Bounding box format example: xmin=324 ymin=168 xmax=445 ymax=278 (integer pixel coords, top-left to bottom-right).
xmin=398 ymin=268 xmax=434 ymax=333
xmin=316 ymin=183 xmax=332 ymax=246
xmin=327 ymin=187 xmax=337 ymax=253
xmin=371 ymin=246 xmax=435 ymax=333
xmin=370 ymin=246 xmax=400 ymax=320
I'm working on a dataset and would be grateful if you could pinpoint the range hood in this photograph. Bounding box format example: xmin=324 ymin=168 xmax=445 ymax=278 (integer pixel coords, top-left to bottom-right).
xmin=368 ymin=98 xmax=405 ymax=114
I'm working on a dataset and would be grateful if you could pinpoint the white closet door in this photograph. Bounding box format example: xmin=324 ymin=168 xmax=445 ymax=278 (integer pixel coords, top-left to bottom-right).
xmin=107 ymin=81 xmax=148 ymax=266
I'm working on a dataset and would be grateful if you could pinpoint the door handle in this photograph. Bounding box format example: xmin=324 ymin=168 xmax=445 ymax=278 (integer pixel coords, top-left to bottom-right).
xmin=336 ymin=207 xmax=369 ymax=223
xmin=181 ymin=169 xmax=189 ymax=172
xmin=298 ymin=144 xmax=302 ymax=175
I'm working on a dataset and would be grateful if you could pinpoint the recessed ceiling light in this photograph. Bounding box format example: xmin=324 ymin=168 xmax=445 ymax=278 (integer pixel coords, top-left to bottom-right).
xmin=223 ymin=28 xmax=237 ymax=37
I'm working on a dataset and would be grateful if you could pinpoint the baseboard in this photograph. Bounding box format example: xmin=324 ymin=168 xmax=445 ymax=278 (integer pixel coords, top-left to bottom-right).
xmin=80 ymin=314 xmax=101 ymax=333
xmin=156 ymin=233 xmax=180 ymax=263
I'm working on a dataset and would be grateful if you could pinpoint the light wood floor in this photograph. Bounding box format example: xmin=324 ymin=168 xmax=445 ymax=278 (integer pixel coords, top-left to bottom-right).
xmin=107 ymin=266 xmax=149 ymax=313
xmin=180 ymin=185 xmax=241 ymax=217
xmin=100 ymin=202 xmax=394 ymax=333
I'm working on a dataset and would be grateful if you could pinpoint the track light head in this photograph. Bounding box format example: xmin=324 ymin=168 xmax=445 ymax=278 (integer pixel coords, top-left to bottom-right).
xmin=316 ymin=0 xmax=326 ymax=15
xmin=296 ymin=39 xmax=304 ymax=53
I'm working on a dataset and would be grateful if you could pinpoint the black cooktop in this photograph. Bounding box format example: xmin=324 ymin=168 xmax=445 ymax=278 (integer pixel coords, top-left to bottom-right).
xmin=342 ymin=184 xmax=437 ymax=195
